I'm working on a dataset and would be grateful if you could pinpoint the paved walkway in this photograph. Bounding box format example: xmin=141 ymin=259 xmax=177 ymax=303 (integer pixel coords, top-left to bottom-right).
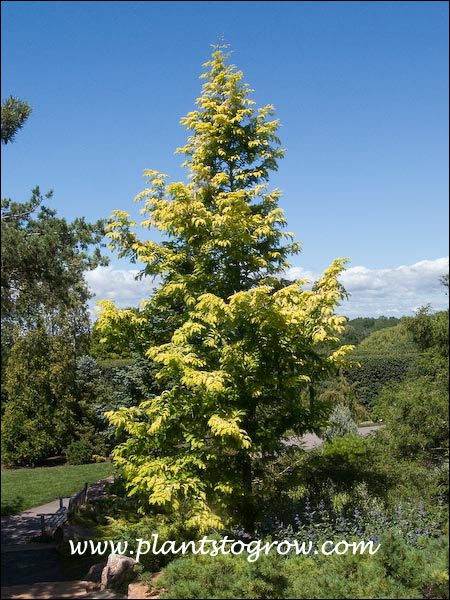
xmin=1 ymin=498 xmax=72 ymax=591
xmin=1 ymin=479 xmax=121 ymax=596
xmin=1 ymin=478 xmax=113 ymax=546
xmin=1 ymin=582 xmax=127 ymax=598
xmin=286 ymin=424 xmax=382 ymax=449
xmin=1 ymin=497 xmax=70 ymax=545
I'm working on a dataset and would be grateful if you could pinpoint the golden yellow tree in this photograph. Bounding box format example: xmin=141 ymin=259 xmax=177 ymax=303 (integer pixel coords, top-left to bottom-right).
xmin=98 ymin=46 xmax=354 ymax=530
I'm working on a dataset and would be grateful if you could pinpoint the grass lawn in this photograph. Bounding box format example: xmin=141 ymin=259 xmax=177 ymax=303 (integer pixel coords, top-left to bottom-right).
xmin=1 ymin=462 xmax=115 ymax=517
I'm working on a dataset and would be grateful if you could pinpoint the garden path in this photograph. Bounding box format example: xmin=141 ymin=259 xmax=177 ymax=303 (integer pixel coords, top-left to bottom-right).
xmin=0 ymin=479 xmax=125 ymax=598
xmin=286 ymin=424 xmax=382 ymax=449
xmin=1 ymin=497 xmax=70 ymax=545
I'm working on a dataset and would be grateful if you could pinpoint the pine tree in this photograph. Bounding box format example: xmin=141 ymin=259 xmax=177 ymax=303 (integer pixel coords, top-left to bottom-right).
xmin=1 ymin=96 xmax=32 ymax=144
xmin=1 ymin=92 xmax=109 ymax=466
xmin=98 ymin=46 xmax=354 ymax=530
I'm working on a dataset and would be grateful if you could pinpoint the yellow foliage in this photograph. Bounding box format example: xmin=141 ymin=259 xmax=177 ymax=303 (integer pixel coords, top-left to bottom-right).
xmin=96 ymin=46 xmax=354 ymax=530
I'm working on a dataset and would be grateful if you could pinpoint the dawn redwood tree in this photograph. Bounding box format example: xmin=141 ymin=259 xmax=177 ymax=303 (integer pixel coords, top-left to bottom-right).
xmin=97 ymin=46 xmax=354 ymax=530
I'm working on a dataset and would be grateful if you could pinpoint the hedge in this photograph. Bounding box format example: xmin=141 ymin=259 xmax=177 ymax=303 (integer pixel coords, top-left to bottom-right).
xmin=344 ymin=352 xmax=419 ymax=406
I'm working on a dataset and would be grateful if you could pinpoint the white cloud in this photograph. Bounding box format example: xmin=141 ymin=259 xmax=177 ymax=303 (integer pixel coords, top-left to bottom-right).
xmin=85 ymin=258 xmax=449 ymax=320
xmin=288 ymin=257 xmax=449 ymax=318
xmin=84 ymin=266 xmax=160 ymax=316
xmin=285 ymin=266 xmax=319 ymax=282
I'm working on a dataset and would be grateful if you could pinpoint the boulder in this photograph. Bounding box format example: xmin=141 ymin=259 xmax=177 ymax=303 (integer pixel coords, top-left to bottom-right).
xmin=86 ymin=561 xmax=107 ymax=583
xmin=100 ymin=553 xmax=138 ymax=591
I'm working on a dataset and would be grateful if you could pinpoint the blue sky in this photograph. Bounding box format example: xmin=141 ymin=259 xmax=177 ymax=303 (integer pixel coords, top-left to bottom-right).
xmin=2 ymin=1 xmax=448 ymax=317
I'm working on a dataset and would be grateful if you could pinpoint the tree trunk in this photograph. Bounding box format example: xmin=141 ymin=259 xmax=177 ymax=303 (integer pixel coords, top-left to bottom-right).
xmin=241 ymin=453 xmax=255 ymax=532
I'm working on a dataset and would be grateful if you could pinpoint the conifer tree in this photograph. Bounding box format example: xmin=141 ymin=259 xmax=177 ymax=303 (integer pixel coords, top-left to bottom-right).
xmin=98 ymin=46 xmax=354 ymax=530
xmin=1 ymin=95 xmax=32 ymax=144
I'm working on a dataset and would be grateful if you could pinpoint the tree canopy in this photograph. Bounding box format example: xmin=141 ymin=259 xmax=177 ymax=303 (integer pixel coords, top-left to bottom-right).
xmin=97 ymin=46 xmax=354 ymax=530
xmin=1 ymin=95 xmax=32 ymax=145
xmin=1 ymin=91 xmax=110 ymax=466
xmin=1 ymin=189 xmax=108 ymax=344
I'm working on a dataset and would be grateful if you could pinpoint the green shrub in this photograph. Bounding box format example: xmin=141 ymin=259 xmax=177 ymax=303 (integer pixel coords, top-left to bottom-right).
xmin=305 ymin=435 xmax=372 ymax=490
xmin=65 ymin=439 xmax=94 ymax=465
xmin=345 ymin=353 xmax=419 ymax=406
xmin=158 ymin=551 xmax=288 ymax=599
xmin=372 ymin=376 xmax=449 ymax=462
xmin=284 ymin=533 xmax=449 ymax=600
xmin=92 ymin=454 xmax=108 ymax=463
xmin=316 ymin=375 xmax=369 ymax=423
xmin=357 ymin=323 xmax=417 ymax=355
xmin=156 ymin=532 xmax=449 ymax=599
xmin=405 ymin=308 xmax=449 ymax=358
xmin=343 ymin=322 xmax=421 ymax=407
xmin=341 ymin=316 xmax=402 ymax=346
xmin=2 ymin=327 xmax=79 ymax=466
xmin=321 ymin=434 xmax=369 ymax=462
xmin=322 ymin=405 xmax=358 ymax=442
